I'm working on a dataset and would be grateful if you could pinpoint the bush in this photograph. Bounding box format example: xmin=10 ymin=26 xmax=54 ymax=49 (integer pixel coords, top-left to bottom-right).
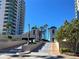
xmin=8 ymin=36 xmax=12 ymax=39
xmin=60 ymin=48 xmax=71 ymax=53
xmin=33 ymin=42 xmax=37 ymax=44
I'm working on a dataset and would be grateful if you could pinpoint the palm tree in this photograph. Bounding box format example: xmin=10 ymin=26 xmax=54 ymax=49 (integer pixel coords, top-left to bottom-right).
xmin=32 ymin=25 xmax=38 ymax=42
xmin=39 ymin=26 xmax=44 ymax=40
xmin=39 ymin=24 xmax=48 ymax=40
xmin=43 ymin=24 xmax=48 ymax=39
xmin=6 ymin=21 xmax=12 ymax=35
xmin=70 ymin=19 xmax=79 ymax=53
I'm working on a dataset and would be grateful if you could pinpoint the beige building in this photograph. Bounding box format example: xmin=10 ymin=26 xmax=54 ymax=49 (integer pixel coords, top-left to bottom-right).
xmin=48 ymin=26 xmax=57 ymax=42
xmin=22 ymin=28 xmax=41 ymax=42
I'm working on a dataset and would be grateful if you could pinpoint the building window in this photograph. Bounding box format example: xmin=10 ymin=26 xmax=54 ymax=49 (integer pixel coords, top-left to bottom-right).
xmin=3 ymin=25 xmax=6 ymax=27
xmin=5 ymin=7 xmax=9 ymax=9
xmin=4 ymin=14 xmax=9 ymax=16
xmin=4 ymin=21 xmax=7 ymax=23
xmin=33 ymin=30 xmax=35 ymax=35
xmin=52 ymin=30 xmax=55 ymax=33
xmin=6 ymin=0 xmax=11 ymax=2
xmin=5 ymin=10 xmax=9 ymax=12
xmin=0 ymin=1 xmax=1 ymax=9
xmin=3 ymin=29 xmax=7 ymax=31
xmin=4 ymin=17 xmax=8 ymax=19
xmin=2 ymin=32 xmax=6 ymax=35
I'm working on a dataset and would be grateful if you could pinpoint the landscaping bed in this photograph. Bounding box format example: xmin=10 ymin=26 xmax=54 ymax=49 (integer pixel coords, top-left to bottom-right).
xmin=22 ymin=41 xmax=45 ymax=52
xmin=0 ymin=40 xmax=26 ymax=50
xmin=60 ymin=48 xmax=79 ymax=57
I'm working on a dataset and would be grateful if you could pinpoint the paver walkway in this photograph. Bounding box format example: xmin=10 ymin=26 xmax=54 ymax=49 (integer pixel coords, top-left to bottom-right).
xmin=50 ymin=42 xmax=60 ymax=55
xmin=0 ymin=42 xmax=79 ymax=59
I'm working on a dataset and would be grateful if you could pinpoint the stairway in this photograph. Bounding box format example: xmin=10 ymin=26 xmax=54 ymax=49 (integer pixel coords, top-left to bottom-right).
xmin=50 ymin=42 xmax=60 ymax=55
xmin=39 ymin=42 xmax=50 ymax=53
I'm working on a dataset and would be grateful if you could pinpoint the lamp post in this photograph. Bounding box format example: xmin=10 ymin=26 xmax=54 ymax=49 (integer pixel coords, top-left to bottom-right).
xmin=28 ymin=24 xmax=30 ymax=44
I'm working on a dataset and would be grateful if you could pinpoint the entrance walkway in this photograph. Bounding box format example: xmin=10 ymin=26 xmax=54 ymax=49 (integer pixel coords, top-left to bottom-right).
xmin=0 ymin=42 xmax=79 ymax=59
xmin=50 ymin=42 xmax=60 ymax=55
xmin=39 ymin=42 xmax=50 ymax=53
xmin=17 ymin=42 xmax=56 ymax=59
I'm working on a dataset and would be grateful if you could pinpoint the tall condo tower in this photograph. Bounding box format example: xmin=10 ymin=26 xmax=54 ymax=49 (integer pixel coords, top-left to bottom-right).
xmin=75 ymin=0 xmax=79 ymax=19
xmin=0 ymin=0 xmax=25 ymax=35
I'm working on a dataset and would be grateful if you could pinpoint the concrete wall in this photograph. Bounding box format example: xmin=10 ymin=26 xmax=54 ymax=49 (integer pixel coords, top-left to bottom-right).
xmin=22 ymin=29 xmax=41 ymax=41
xmin=48 ymin=27 xmax=57 ymax=42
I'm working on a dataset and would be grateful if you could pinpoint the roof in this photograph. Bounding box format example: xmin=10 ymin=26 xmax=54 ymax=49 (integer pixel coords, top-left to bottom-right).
xmin=49 ymin=26 xmax=57 ymax=29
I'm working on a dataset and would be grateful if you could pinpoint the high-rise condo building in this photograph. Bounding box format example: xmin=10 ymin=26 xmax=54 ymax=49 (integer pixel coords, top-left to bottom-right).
xmin=75 ymin=0 xmax=79 ymax=19
xmin=16 ymin=0 xmax=25 ymax=35
xmin=0 ymin=0 xmax=25 ymax=35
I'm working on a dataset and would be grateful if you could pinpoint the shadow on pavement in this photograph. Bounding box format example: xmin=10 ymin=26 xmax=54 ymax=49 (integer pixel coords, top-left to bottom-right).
xmin=11 ymin=55 xmax=19 ymax=57
xmin=11 ymin=54 xmax=47 ymax=58
xmin=46 ymin=55 xmax=64 ymax=59
xmin=56 ymin=55 xmax=64 ymax=58
xmin=46 ymin=57 xmax=57 ymax=59
xmin=23 ymin=55 xmax=47 ymax=58
xmin=31 ymin=42 xmax=46 ymax=52
xmin=11 ymin=54 xmax=64 ymax=59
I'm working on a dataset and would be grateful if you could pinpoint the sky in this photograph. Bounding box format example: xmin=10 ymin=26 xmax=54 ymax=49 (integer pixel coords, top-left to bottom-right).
xmin=24 ymin=0 xmax=75 ymax=32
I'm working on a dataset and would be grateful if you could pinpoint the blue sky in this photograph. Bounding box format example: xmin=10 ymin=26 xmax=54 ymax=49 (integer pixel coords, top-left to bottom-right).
xmin=24 ymin=0 xmax=75 ymax=32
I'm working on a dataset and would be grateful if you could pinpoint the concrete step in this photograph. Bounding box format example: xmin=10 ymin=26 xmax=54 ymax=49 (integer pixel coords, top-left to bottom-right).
xmin=39 ymin=42 xmax=51 ymax=54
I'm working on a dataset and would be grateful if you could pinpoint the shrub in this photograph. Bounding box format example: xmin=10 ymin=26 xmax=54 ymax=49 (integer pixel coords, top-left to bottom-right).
xmin=8 ymin=36 xmax=12 ymax=39
xmin=33 ymin=42 xmax=37 ymax=44
xmin=60 ymin=48 xmax=71 ymax=53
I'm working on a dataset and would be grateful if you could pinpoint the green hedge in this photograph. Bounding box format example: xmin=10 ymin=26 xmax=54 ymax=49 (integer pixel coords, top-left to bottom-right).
xmin=60 ymin=48 xmax=71 ymax=53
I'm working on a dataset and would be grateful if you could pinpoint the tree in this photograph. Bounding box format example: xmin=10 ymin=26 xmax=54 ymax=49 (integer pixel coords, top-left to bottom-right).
xmin=43 ymin=24 xmax=48 ymax=39
xmin=39 ymin=24 xmax=48 ymax=40
xmin=39 ymin=26 xmax=44 ymax=39
xmin=32 ymin=25 xmax=37 ymax=29
xmin=39 ymin=26 xmax=43 ymax=40
xmin=8 ymin=35 xmax=12 ymax=39
xmin=55 ymin=19 xmax=79 ymax=54
xmin=6 ymin=21 xmax=12 ymax=35
xmin=70 ymin=19 xmax=79 ymax=53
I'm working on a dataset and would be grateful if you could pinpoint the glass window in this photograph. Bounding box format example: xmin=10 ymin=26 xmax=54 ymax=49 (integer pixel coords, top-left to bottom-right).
xmin=33 ymin=30 xmax=35 ymax=35
xmin=52 ymin=30 xmax=55 ymax=33
xmin=2 ymin=32 xmax=6 ymax=35
xmin=4 ymin=21 xmax=7 ymax=23
xmin=3 ymin=25 xmax=6 ymax=27
xmin=4 ymin=14 xmax=9 ymax=16
xmin=3 ymin=29 xmax=7 ymax=31
xmin=6 ymin=0 xmax=11 ymax=2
